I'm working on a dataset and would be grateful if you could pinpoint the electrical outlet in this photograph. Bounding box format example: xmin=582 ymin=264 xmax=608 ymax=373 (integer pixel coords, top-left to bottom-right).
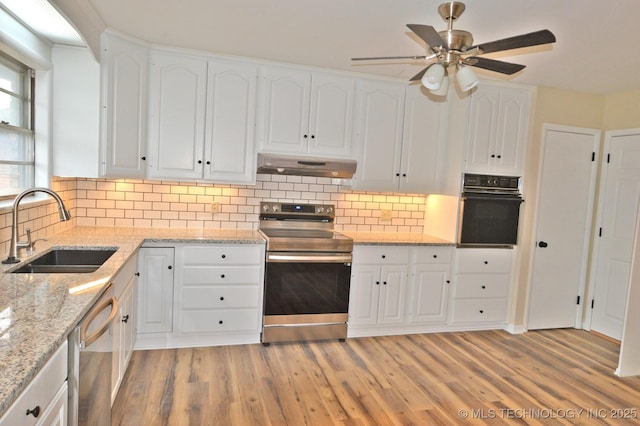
xmin=381 ymin=209 xmax=393 ymax=221
xmin=210 ymin=202 xmax=220 ymax=213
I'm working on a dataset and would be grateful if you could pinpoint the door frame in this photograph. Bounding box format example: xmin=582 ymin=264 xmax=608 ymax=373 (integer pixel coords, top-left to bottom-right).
xmin=585 ymin=127 xmax=640 ymax=332
xmin=526 ymin=123 xmax=600 ymax=329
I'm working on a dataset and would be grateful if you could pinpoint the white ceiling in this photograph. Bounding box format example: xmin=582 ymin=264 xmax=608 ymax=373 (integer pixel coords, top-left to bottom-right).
xmin=86 ymin=0 xmax=640 ymax=95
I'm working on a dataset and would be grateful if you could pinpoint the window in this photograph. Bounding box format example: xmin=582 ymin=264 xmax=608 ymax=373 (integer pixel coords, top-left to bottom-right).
xmin=0 ymin=52 xmax=34 ymax=199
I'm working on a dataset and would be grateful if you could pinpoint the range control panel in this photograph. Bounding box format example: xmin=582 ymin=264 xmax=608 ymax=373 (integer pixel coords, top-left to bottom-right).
xmin=260 ymin=202 xmax=335 ymax=217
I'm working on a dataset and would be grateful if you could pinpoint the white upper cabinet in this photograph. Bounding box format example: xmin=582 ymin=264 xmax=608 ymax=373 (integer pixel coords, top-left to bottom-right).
xmin=464 ymin=82 xmax=532 ymax=175
xmin=352 ymin=81 xmax=448 ymax=193
xmin=257 ymin=65 xmax=356 ymax=158
xmin=100 ymin=31 xmax=149 ymax=178
xmin=148 ymin=50 xmax=258 ymax=184
xmin=148 ymin=50 xmax=208 ymax=180
xmin=203 ymin=60 xmax=258 ymax=183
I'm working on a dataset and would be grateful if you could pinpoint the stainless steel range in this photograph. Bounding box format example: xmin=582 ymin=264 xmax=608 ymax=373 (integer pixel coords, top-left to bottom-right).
xmin=259 ymin=202 xmax=353 ymax=344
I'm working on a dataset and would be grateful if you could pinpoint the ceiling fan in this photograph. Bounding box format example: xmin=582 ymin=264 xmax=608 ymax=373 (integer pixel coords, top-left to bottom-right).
xmin=352 ymin=1 xmax=556 ymax=95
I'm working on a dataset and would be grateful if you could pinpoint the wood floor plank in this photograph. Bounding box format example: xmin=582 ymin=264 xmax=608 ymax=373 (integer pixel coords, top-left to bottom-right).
xmin=112 ymin=330 xmax=640 ymax=425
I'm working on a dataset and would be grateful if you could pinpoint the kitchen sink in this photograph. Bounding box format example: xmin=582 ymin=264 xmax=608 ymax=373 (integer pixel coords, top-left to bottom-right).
xmin=10 ymin=248 xmax=117 ymax=274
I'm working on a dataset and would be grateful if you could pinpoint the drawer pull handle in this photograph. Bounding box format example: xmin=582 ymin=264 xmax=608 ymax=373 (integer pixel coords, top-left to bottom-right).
xmin=122 ymin=314 xmax=129 ymax=323
xmin=26 ymin=406 xmax=41 ymax=418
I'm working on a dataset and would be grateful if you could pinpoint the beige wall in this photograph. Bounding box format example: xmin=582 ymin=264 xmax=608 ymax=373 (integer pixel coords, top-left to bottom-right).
xmin=603 ymin=89 xmax=640 ymax=130
xmin=511 ymin=86 xmax=605 ymax=326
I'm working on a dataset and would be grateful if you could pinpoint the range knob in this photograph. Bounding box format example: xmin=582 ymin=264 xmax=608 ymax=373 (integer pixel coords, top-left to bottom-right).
xmin=316 ymin=206 xmax=325 ymax=214
xmin=271 ymin=204 xmax=279 ymax=212
xmin=325 ymin=206 xmax=333 ymax=215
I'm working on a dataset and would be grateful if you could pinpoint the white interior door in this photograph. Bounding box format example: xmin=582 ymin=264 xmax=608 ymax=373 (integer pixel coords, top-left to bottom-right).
xmin=590 ymin=130 xmax=640 ymax=340
xmin=528 ymin=125 xmax=599 ymax=330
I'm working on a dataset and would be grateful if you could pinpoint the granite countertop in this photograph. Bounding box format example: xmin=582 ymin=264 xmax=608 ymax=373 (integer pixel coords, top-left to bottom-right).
xmin=342 ymin=231 xmax=455 ymax=246
xmin=0 ymin=226 xmax=264 ymax=418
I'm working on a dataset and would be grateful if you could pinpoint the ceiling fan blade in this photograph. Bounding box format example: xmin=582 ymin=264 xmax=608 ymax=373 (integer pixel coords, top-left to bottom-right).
xmin=470 ymin=29 xmax=556 ymax=54
xmin=464 ymin=57 xmax=525 ymax=75
xmin=409 ymin=67 xmax=429 ymax=82
xmin=407 ymin=24 xmax=447 ymax=51
xmin=351 ymin=55 xmax=428 ymax=61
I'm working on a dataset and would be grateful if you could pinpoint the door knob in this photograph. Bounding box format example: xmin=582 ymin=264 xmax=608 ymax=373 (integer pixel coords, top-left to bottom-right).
xmin=538 ymin=241 xmax=548 ymax=248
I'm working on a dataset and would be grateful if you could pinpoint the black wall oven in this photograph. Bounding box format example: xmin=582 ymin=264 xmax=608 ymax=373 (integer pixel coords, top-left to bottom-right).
xmin=458 ymin=174 xmax=524 ymax=247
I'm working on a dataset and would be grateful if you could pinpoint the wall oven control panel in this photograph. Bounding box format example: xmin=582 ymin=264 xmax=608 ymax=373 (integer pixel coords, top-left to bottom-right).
xmin=463 ymin=174 xmax=520 ymax=193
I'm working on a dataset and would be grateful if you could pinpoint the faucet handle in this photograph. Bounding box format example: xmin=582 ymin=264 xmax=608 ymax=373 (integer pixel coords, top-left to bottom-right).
xmin=24 ymin=228 xmax=46 ymax=253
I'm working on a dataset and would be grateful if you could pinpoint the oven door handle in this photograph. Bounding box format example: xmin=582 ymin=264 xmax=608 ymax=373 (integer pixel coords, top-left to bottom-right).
xmin=462 ymin=193 xmax=523 ymax=202
xmin=266 ymin=253 xmax=352 ymax=263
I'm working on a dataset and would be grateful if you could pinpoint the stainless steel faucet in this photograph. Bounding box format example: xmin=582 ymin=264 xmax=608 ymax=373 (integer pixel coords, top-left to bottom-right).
xmin=2 ymin=187 xmax=72 ymax=264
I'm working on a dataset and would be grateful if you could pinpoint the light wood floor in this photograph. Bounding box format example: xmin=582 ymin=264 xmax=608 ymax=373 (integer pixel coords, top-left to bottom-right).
xmin=112 ymin=329 xmax=640 ymax=425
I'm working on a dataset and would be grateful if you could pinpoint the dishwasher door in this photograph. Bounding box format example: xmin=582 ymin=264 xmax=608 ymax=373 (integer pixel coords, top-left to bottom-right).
xmin=68 ymin=284 xmax=118 ymax=426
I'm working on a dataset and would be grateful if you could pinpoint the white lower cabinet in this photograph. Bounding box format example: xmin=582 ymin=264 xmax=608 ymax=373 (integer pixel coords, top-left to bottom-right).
xmin=175 ymin=244 xmax=264 ymax=346
xmin=135 ymin=247 xmax=175 ymax=349
xmin=407 ymin=246 xmax=453 ymax=326
xmin=111 ymin=252 xmax=138 ymax=403
xmin=348 ymin=246 xmax=410 ymax=336
xmin=450 ymin=248 xmax=514 ymax=327
xmin=0 ymin=341 xmax=68 ymax=426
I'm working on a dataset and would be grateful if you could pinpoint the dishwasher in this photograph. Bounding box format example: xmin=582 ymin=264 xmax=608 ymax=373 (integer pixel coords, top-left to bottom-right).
xmin=68 ymin=284 xmax=118 ymax=426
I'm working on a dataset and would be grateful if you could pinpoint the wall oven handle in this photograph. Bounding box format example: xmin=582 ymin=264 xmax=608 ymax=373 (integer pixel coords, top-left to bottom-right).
xmin=266 ymin=253 xmax=352 ymax=263
xmin=462 ymin=193 xmax=523 ymax=202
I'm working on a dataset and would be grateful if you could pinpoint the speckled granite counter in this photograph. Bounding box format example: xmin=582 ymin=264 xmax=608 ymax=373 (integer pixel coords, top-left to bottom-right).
xmin=0 ymin=226 xmax=264 ymax=418
xmin=342 ymin=231 xmax=455 ymax=246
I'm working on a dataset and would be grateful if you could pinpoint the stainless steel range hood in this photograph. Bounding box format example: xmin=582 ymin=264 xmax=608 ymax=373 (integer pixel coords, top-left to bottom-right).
xmin=257 ymin=154 xmax=357 ymax=179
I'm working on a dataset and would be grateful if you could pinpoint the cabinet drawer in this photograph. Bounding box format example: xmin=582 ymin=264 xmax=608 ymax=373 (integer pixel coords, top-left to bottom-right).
xmin=456 ymin=249 xmax=513 ymax=273
xmin=182 ymin=286 xmax=261 ymax=309
xmin=454 ymin=274 xmax=510 ymax=298
xmin=451 ymin=298 xmax=507 ymax=324
xmin=0 ymin=341 xmax=68 ymax=426
xmin=354 ymin=246 xmax=410 ymax=264
xmin=182 ymin=265 xmax=261 ymax=285
xmin=183 ymin=244 xmax=264 ymax=265
xmin=181 ymin=309 xmax=261 ymax=333
xmin=414 ymin=246 xmax=453 ymax=264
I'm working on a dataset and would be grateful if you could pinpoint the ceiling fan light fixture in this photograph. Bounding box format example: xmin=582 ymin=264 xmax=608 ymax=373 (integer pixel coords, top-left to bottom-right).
xmin=456 ymin=64 xmax=479 ymax=91
xmin=421 ymin=63 xmax=445 ymax=90
xmin=430 ymin=72 xmax=449 ymax=96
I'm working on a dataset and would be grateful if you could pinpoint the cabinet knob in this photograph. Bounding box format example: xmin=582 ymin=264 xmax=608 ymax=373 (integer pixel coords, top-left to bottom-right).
xmin=481 ymin=285 xmax=486 ymax=289
xmin=168 ymin=265 xmax=173 ymax=270
xmin=484 ymin=261 xmax=488 ymax=265
xmin=376 ymin=281 xmax=380 ymax=285
xmin=497 ymin=155 xmax=502 ymax=159
xmin=221 ymin=254 xmax=226 ymax=259
xmin=206 ymin=161 xmax=211 ymax=165
xmin=135 ymin=272 xmax=140 ymax=276
xmin=402 ymin=173 xmax=407 ymax=177
xmin=383 ymin=281 xmax=387 ymax=285
xmin=433 ymin=254 xmax=437 ymax=258
xmin=198 ymin=160 xmax=203 ymax=164
xmin=479 ymin=310 xmax=484 ymax=314
xmin=218 ymin=320 xmax=224 ymax=325
xmin=446 ymin=280 xmax=450 ymax=284
xmin=381 ymin=255 xmax=386 ymax=259
xmin=303 ymin=134 xmax=308 ymax=139
xmin=221 ymin=274 xmax=225 ymax=279
xmin=491 ymin=154 xmax=496 ymax=158
xmin=538 ymin=241 xmax=548 ymax=248
xmin=141 ymin=156 xmax=146 ymax=161
xmin=220 ymin=296 xmax=225 ymax=301
xmin=122 ymin=314 xmax=129 ymax=323
xmin=395 ymin=173 xmax=400 ymax=177
xmin=311 ymin=135 xmax=315 ymax=139
xmin=26 ymin=406 xmax=41 ymax=418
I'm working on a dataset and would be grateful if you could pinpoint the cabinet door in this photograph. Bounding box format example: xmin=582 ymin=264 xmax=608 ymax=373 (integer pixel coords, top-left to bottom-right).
xmin=258 ymin=66 xmax=311 ymax=153
xmin=35 ymin=382 xmax=67 ymax=426
xmin=204 ymin=59 xmax=258 ymax=184
xmin=348 ymin=264 xmax=381 ymax=326
xmin=307 ymin=73 xmax=355 ymax=157
xmin=148 ymin=51 xmax=207 ymax=180
xmin=400 ymin=86 xmax=449 ymax=193
xmin=410 ymin=265 xmax=449 ymax=323
xmin=137 ymin=247 xmax=175 ymax=334
xmin=101 ymin=32 xmax=148 ymax=178
xmin=492 ymin=86 xmax=531 ymax=175
xmin=465 ymin=84 xmax=500 ymax=174
xmin=378 ymin=266 xmax=408 ymax=325
xmin=351 ymin=80 xmax=405 ymax=191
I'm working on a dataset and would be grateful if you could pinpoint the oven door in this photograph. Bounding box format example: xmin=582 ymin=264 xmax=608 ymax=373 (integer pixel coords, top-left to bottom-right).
xmin=262 ymin=252 xmax=352 ymax=343
xmin=459 ymin=193 xmax=523 ymax=247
